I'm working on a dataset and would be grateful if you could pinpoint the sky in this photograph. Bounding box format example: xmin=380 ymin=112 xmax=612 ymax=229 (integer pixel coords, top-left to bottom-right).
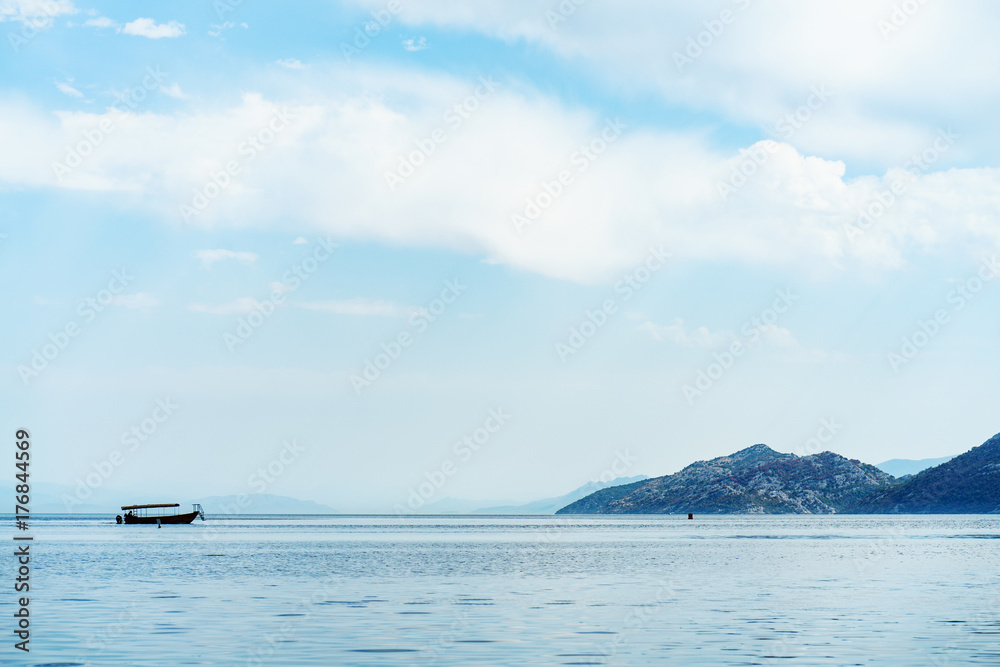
xmin=2 ymin=0 xmax=998 ymax=512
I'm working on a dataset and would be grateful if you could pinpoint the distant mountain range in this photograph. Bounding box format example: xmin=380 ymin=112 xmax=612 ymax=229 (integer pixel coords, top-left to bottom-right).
xmin=18 ymin=435 xmax=996 ymax=516
xmin=475 ymin=476 xmax=648 ymax=514
xmin=558 ymin=433 xmax=1000 ymax=514
xmin=1 ymin=482 xmax=337 ymax=515
xmin=415 ymin=476 xmax=649 ymax=515
xmin=0 ymin=481 xmax=137 ymax=513
xmin=417 ymin=497 xmax=517 ymax=514
xmin=875 ymin=456 xmax=956 ymax=478
xmin=194 ymin=494 xmax=336 ymax=514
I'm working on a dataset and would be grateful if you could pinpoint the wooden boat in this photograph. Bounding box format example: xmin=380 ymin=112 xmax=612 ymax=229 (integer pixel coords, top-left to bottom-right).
xmin=118 ymin=503 xmax=205 ymax=525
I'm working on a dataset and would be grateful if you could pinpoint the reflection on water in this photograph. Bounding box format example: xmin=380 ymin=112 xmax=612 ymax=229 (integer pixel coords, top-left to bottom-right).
xmin=11 ymin=514 xmax=1000 ymax=665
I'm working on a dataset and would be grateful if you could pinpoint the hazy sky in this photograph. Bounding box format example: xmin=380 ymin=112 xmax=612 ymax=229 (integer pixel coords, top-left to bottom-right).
xmin=2 ymin=0 xmax=998 ymax=512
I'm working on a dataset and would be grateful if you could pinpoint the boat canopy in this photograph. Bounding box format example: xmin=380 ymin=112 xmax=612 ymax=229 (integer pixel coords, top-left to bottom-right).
xmin=121 ymin=503 xmax=181 ymax=510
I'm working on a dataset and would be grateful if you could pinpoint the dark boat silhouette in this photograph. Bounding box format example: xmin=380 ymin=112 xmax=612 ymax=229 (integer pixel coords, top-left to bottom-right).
xmin=117 ymin=503 xmax=205 ymax=525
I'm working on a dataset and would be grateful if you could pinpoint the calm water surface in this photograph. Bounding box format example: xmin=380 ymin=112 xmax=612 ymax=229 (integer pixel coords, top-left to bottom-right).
xmin=9 ymin=514 xmax=1000 ymax=665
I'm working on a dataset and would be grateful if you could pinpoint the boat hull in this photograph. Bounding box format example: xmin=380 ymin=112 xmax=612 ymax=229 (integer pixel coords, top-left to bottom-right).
xmin=123 ymin=511 xmax=199 ymax=525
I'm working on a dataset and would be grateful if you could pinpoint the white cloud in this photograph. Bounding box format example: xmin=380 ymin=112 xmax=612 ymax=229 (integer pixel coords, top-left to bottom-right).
xmin=194 ymin=249 xmax=258 ymax=268
xmin=159 ymin=83 xmax=189 ymax=100
xmin=189 ymin=297 xmax=262 ymax=316
xmin=83 ymin=15 xmax=117 ymax=29
xmin=0 ymin=0 xmax=76 ymax=25
xmin=638 ymin=318 xmax=732 ymax=348
xmin=640 ymin=318 xmax=804 ymax=356
xmin=55 ymin=81 xmax=83 ymax=98
xmin=347 ymin=0 xmax=1000 ymax=169
xmin=112 ymin=292 xmax=161 ymax=310
xmin=292 ymin=237 xmax=309 ymax=245
xmin=756 ymin=324 xmax=799 ymax=349
xmin=402 ymin=37 xmax=426 ymax=52
xmin=208 ymin=20 xmax=246 ymax=37
xmin=122 ymin=17 xmax=184 ymax=38
xmin=208 ymin=20 xmax=233 ymax=37
xmin=297 ymin=298 xmax=412 ymax=317
xmin=0 ymin=67 xmax=997 ymax=284
xmin=275 ymin=58 xmax=304 ymax=69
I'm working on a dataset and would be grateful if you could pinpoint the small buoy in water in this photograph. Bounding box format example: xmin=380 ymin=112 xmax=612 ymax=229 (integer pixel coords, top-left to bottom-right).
xmin=688 ymin=513 xmax=693 ymax=520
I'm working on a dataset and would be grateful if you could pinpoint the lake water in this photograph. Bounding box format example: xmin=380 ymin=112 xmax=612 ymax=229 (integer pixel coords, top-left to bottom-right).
xmin=10 ymin=514 xmax=1000 ymax=665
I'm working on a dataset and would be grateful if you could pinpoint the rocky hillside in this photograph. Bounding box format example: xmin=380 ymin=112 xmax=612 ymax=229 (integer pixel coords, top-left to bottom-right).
xmin=557 ymin=444 xmax=894 ymax=514
xmin=552 ymin=477 xmax=648 ymax=514
xmin=852 ymin=433 xmax=1000 ymax=513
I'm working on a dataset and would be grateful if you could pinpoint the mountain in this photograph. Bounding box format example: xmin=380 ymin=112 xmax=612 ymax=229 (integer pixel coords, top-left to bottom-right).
xmin=3 ymin=481 xmax=337 ymax=515
xmin=409 ymin=496 xmax=514 ymax=514
xmin=194 ymin=494 xmax=336 ymax=514
xmin=1 ymin=481 xmax=150 ymax=513
xmin=411 ymin=477 xmax=648 ymax=515
xmin=557 ymin=444 xmax=894 ymax=514
xmin=876 ymin=456 xmax=956 ymax=478
xmin=551 ymin=477 xmax=649 ymax=514
xmin=853 ymin=433 xmax=1000 ymax=513
xmin=477 ymin=476 xmax=648 ymax=514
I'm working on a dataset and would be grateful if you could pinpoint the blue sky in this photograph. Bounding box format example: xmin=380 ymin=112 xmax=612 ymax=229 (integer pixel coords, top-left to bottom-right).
xmin=2 ymin=0 xmax=998 ymax=511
